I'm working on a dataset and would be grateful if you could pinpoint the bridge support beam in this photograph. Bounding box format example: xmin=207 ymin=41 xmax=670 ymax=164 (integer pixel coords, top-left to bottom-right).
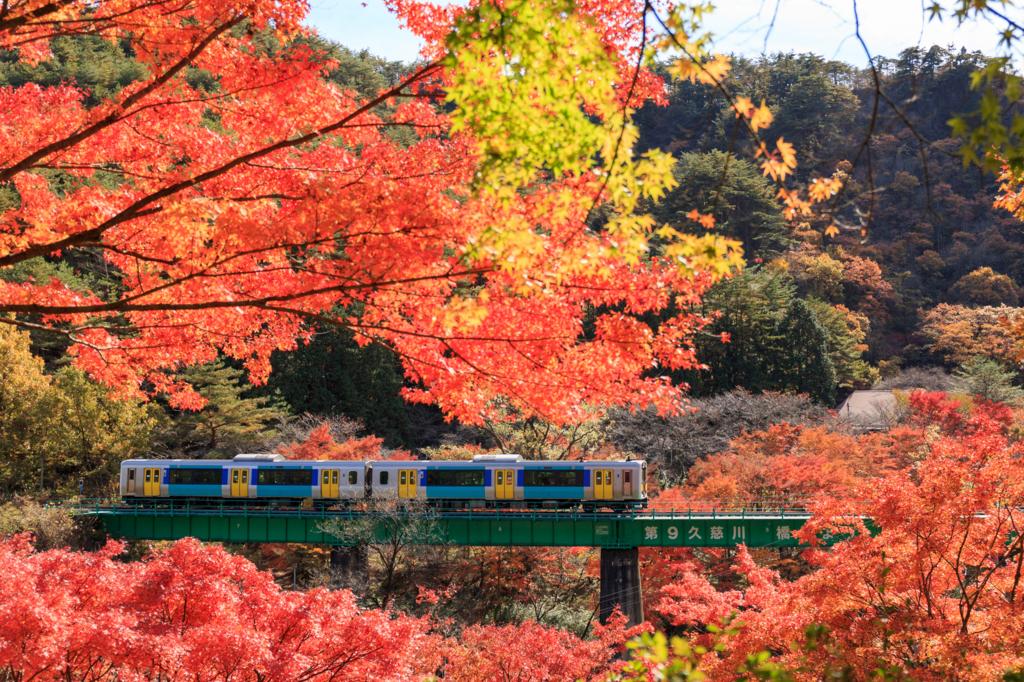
xmin=599 ymin=547 xmax=643 ymax=626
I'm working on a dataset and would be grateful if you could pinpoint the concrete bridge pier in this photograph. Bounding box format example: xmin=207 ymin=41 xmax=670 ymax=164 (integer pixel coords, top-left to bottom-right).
xmin=329 ymin=545 xmax=368 ymax=593
xmin=599 ymin=546 xmax=643 ymax=626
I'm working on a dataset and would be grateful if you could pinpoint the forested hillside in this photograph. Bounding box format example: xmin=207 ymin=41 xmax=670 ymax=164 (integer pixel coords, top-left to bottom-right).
xmin=636 ymin=47 xmax=1022 ymax=390
xmin=4 ymin=39 xmax=1023 ymax=465
xmin=7 ymin=0 xmax=1024 ymax=677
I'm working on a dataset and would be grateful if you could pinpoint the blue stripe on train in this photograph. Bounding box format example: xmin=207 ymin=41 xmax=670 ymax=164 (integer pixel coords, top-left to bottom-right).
xmin=255 ymin=485 xmax=314 ymax=497
xmin=522 ymin=486 xmax=585 ymax=499
xmin=167 ymin=484 xmax=223 ymax=496
xmin=424 ymin=486 xmax=487 ymax=499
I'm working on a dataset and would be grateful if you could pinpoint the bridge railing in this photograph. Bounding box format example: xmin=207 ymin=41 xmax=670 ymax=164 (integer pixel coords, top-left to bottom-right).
xmin=66 ymin=498 xmax=811 ymax=520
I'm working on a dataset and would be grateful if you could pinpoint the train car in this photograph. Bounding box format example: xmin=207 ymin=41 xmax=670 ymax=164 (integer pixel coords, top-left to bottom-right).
xmin=119 ymin=454 xmax=367 ymax=505
xmin=370 ymin=455 xmax=646 ymax=509
xmin=120 ymin=454 xmax=647 ymax=509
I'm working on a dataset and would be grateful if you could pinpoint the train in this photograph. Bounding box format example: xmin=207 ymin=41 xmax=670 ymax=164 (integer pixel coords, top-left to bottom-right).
xmin=119 ymin=454 xmax=648 ymax=510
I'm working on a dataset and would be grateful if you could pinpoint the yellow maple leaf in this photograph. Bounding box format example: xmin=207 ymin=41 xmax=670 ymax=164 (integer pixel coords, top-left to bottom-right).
xmin=760 ymin=138 xmax=799 ymax=182
xmin=776 ymin=137 xmax=797 ymax=169
xmin=808 ymin=176 xmax=843 ymax=202
xmin=700 ymin=54 xmax=731 ymax=85
xmin=750 ymin=100 xmax=773 ymax=131
xmin=667 ymin=58 xmax=702 ymax=83
xmin=670 ymin=54 xmax=731 ymax=85
xmin=733 ymin=96 xmax=754 ymax=119
xmin=824 ymin=224 xmax=840 ymax=238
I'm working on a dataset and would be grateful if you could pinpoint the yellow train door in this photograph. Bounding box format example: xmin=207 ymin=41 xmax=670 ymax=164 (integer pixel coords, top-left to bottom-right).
xmin=321 ymin=469 xmax=339 ymax=498
xmin=398 ymin=469 xmax=418 ymax=499
xmin=229 ymin=468 xmax=250 ymax=497
xmin=495 ymin=469 xmax=515 ymax=500
xmin=143 ymin=467 xmax=161 ymax=496
xmin=594 ymin=469 xmax=613 ymax=500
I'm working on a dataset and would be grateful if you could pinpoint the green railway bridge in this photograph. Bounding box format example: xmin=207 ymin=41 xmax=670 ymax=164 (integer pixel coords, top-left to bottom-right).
xmin=76 ymin=501 xmax=818 ymax=626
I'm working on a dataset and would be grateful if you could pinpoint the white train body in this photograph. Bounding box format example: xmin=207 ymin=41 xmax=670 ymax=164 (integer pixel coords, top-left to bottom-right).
xmin=120 ymin=454 xmax=647 ymax=509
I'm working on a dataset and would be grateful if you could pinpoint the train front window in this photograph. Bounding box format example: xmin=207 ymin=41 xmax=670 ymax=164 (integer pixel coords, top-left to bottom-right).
xmin=168 ymin=468 xmax=221 ymax=485
xmin=425 ymin=470 xmax=485 ymax=486
xmin=255 ymin=469 xmax=313 ymax=486
xmin=523 ymin=470 xmax=584 ymax=486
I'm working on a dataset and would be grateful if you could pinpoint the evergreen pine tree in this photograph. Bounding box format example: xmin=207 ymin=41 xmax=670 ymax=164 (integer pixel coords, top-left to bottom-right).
xmin=774 ymin=299 xmax=837 ymax=403
xmin=262 ymin=329 xmax=415 ymax=447
xmin=953 ymin=356 xmax=1024 ymax=406
xmin=687 ymin=267 xmax=793 ymax=395
xmin=654 ymin=151 xmax=792 ymax=258
xmin=155 ymin=362 xmax=290 ymax=456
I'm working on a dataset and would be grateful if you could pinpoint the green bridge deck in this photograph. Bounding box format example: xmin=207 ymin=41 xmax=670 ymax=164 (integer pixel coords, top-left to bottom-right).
xmin=77 ymin=502 xmax=812 ymax=548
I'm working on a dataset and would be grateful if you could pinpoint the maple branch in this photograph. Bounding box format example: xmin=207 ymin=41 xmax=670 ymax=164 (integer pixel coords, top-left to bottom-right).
xmin=849 ymin=0 xmax=948 ymax=236
xmin=0 ymin=0 xmax=74 ymax=32
xmin=0 ymin=267 xmax=488 ymax=315
xmin=0 ymin=60 xmax=441 ymax=269
xmin=0 ymin=14 xmax=244 ymax=184
xmin=0 ymin=0 xmax=186 ymax=33
xmin=0 ymin=316 xmax=124 ymax=352
xmin=1008 ymin=514 xmax=1024 ymax=604
xmin=582 ymin=0 xmax=649 ymax=227
xmin=101 ymin=225 xmax=444 ymax=303
xmin=98 ymin=243 xmax=181 ymax=265
xmin=313 ymin=314 xmax=570 ymax=344
xmin=648 ymin=7 xmax=767 ymax=157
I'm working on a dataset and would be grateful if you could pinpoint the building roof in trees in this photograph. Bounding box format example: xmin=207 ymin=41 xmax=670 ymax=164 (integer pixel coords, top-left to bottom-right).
xmin=836 ymin=390 xmax=900 ymax=432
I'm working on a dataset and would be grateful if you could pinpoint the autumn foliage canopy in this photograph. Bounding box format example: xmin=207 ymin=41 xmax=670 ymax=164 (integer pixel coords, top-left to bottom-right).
xmin=0 ymin=534 xmax=636 ymax=681
xmin=647 ymin=393 xmax=1024 ymax=679
xmin=0 ymin=0 xmax=801 ymax=424
xmin=5 ymin=393 xmax=1024 ymax=679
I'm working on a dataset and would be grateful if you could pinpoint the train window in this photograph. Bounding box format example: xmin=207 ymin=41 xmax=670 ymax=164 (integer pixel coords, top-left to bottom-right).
xmin=168 ymin=468 xmax=221 ymax=485
xmin=425 ymin=469 xmax=485 ymax=486
xmin=523 ymin=470 xmax=584 ymax=486
xmin=380 ymin=471 xmax=389 ymax=485
xmin=128 ymin=469 xmax=135 ymax=481
xmin=623 ymin=471 xmax=631 ymax=483
xmin=256 ymin=468 xmax=313 ymax=486
xmin=144 ymin=470 xmax=151 ymax=482
xmin=348 ymin=471 xmax=357 ymax=485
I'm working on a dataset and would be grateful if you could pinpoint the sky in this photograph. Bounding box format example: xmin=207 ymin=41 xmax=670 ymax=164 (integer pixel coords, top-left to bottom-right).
xmin=305 ymin=0 xmax=1018 ymax=65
